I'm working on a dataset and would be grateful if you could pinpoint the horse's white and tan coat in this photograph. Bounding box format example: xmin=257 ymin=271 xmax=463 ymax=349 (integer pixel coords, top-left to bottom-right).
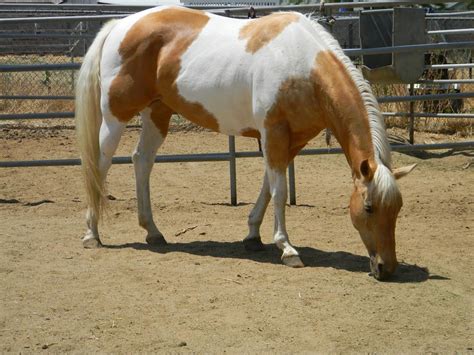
xmin=76 ymin=6 xmax=414 ymax=278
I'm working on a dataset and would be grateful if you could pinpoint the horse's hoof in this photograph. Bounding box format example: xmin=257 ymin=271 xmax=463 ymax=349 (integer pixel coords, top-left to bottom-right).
xmin=282 ymin=255 xmax=304 ymax=268
xmin=82 ymin=236 xmax=102 ymax=249
xmin=243 ymin=237 xmax=265 ymax=252
xmin=146 ymin=233 xmax=168 ymax=246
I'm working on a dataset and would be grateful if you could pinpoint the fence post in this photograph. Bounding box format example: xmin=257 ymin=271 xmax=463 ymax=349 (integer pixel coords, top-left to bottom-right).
xmin=409 ymin=83 xmax=415 ymax=144
xmin=288 ymin=160 xmax=296 ymax=205
xmin=228 ymin=135 xmax=237 ymax=206
xmin=470 ymin=56 xmax=472 ymax=79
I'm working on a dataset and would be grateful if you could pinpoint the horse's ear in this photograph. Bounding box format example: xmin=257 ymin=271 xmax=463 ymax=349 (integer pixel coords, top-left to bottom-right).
xmin=360 ymin=159 xmax=375 ymax=181
xmin=393 ymin=164 xmax=417 ymax=180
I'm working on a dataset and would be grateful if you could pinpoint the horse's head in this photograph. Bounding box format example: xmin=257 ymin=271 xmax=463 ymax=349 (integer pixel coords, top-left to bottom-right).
xmin=349 ymin=159 xmax=416 ymax=280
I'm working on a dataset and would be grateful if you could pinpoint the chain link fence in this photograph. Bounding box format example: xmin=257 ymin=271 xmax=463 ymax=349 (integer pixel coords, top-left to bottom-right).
xmin=0 ymin=8 xmax=104 ymax=122
xmin=0 ymin=56 xmax=76 ymax=116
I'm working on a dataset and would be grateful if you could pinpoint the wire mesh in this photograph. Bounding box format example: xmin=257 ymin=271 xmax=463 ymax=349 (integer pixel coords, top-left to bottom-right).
xmin=0 ymin=14 xmax=93 ymax=121
xmin=0 ymin=56 xmax=77 ymax=116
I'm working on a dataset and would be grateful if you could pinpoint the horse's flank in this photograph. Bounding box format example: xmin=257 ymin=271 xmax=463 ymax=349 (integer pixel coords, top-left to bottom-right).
xmin=107 ymin=8 xmax=217 ymax=131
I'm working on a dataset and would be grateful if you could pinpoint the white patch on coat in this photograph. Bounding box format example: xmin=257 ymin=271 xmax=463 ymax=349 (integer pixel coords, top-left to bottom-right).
xmin=176 ymin=13 xmax=327 ymax=135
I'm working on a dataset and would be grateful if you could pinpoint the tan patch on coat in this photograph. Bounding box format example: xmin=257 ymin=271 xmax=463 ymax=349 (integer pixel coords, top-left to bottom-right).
xmin=263 ymin=50 xmax=374 ymax=173
xmin=263 ymin=74 xmax=325 ymax=171
xmin=148 ymin=100 xmax=174 ymax=137
xmin=239 ymin=13 xmax=299 ymax=54
xmin=240 ymin=128 xmax=261 ymax=139
xmin=108 ymin=7 xmax=219 ymax=132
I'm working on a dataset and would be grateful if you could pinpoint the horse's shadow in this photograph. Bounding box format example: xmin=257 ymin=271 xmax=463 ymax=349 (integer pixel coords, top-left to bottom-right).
xmin=104 ymin=240 xmax=444 ymax=283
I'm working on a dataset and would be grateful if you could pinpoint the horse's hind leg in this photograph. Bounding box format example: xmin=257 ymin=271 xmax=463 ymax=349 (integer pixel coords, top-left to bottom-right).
xmin=244 ymin=170 xmax=270 ymax=251
xmin=83 ymin=111 xmax=126 ymax=248
xmin=132 ymin=102 xmax=172 ymax=246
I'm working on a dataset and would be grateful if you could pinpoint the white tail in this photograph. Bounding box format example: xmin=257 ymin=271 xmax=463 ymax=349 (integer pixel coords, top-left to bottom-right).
xmin=75 ymin=20 xmax=118 ymax=223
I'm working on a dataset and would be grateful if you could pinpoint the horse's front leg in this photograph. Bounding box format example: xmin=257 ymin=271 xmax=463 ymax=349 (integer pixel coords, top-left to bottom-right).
xmin=243 ymin=170 xmax=270 ymax=251
xmin=267 ymin=167 xmax=304 ymax=268
xmin=262 ymin=127 xmax=304 ymax=268
xmin=132 ymin=102 xmax=172 ymax=246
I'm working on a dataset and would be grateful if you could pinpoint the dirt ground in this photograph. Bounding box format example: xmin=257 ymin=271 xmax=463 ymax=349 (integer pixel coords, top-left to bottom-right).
xmin=0 ymin=124 xmax=473 ymax=353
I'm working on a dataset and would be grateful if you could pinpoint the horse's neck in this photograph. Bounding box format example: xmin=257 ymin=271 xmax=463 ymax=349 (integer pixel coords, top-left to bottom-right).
xmin=327 ymin=108 xmax=375 ymax=174
xmin=311 ymin=50 xmax=376 ymax=174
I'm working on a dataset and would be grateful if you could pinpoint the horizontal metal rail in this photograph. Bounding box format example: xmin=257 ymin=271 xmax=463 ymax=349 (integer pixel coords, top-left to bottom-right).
xmin=0 ymin=50 xmax=74 ymax=56
xmin=383 ymin=112 xmax=474 ymax=119
xmin=4 ymin=44 xmax=72 ymax=50
xmin=426 ymin=63 xmax=474 ymax=69
xmin=416 ymin=79 xmax=474 ymax=84
xmin=426 ymin=11 xmax=474 ymax=17
xmin=345 ymin=41 xmax=474 ymax=56
xmin=0 ymin=112 xmax=75 ymax=120
xmin=299 ymin=141 xmax=474 ymax=155
xmin=0 ymin=3 xmax=233 ymax=11
xmin=2 ymin=111 xmax=472 ymax=122
xmin=0 ymin=3 xmax=151 ymax=11
xmin=426 ymin=17 xmax=474 ymax=21
xmin=427 ymin=28 xmax=474 ymax=35
xmin=0 ymin=95 xmax=75 ymax=100
xmin=0 ymin=33 xmax=95 ymax=39
xmin=0 ymin=63 xmax=80 ymax=72
xmin=0 ymin=14 xmax=127 ymax=24
xmin=1 ymin=141 xmax=472 ymax=169
xmin=378 ymin=91 xmax=474 ymax=103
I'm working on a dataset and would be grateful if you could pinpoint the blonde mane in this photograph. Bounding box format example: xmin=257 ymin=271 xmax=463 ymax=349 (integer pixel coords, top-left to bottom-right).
xmin=307 ymin=17 xmax=401 ymax=206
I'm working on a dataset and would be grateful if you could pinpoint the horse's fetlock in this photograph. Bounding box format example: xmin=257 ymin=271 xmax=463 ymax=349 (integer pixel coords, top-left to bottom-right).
xmin=248 ymin=215 xmax=261 ymax=227
xmin=138 ymin=217 xmax=149 ymax=229
xmin=132 ymin=150 xmax=141 ymax=163
xmin=274 ymin=231 xmax=288 ymax=245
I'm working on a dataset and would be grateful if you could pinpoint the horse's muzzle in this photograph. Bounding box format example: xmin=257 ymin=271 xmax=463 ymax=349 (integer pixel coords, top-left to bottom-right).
xmin=370 ymin=255 xmax=397 ymax=281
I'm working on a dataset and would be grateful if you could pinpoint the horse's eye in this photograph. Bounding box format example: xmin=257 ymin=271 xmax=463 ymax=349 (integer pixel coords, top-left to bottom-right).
xmin=364 ymin=204 xmax=373 ymax=214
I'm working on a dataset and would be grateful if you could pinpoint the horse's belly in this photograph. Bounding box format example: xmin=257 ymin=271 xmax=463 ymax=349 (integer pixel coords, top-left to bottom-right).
xmin=175 ymin=75 xmax=256 ymax=135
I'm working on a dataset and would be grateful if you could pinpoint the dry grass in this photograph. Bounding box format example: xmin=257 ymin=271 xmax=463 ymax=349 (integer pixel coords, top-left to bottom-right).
xmin=0 ymin=55 xmax=75 ymax=114
xmin=372 ymin=51 xmax=473 ymax=137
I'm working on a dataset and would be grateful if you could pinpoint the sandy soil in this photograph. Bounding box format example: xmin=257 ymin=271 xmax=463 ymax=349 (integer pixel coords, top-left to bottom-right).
xmin=0 ymin=125 xmax=473 ymax=353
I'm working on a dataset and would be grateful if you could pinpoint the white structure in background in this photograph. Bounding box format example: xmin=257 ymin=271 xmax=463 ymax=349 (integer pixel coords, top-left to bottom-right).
xmin=99 ymin=0 xmax=182 ymax=5
xmin=101 ymin=0 xmax=279 ymax=11
xmin=181 ymin=0 xmax=278 ymax=7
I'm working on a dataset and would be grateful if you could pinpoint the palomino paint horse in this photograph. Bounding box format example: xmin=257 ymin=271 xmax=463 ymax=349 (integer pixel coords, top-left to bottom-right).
xmin=76 ymin=6 xmax=416 ymax=280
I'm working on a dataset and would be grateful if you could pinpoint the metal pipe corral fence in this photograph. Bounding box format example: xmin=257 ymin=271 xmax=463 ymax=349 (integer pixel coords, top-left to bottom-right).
xmin=0 ymin=2 xmax=473 ymax=206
